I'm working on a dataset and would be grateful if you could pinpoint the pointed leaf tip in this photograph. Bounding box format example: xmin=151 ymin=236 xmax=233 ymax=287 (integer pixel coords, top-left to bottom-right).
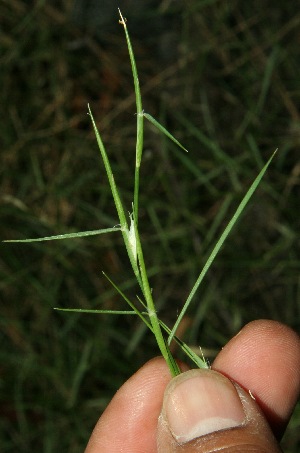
xmin=143 ymin=112 xmax=188 ymax=153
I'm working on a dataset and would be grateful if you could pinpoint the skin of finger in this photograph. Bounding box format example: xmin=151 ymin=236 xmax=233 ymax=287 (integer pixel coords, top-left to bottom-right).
xmin=157 ymin=375 xmax=283 ymax=453
xmin=84 ymin=357 xmax=177 ymax=453
xmin=84 ymin=320 xmax=298 ymax=453
xmin=212 ymin=320 xmax=300 ymax=438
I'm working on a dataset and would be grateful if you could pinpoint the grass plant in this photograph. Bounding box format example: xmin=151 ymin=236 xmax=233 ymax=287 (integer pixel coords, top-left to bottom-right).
xmin=2 ymin=3 xmax=300 ymax=452
xmin=5 ymin=10 xmax=276 ymax=378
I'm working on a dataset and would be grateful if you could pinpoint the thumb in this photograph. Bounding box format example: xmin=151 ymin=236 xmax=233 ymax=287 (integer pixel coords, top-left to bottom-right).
xmin=157 ymin=369 xmax=282 ymax=453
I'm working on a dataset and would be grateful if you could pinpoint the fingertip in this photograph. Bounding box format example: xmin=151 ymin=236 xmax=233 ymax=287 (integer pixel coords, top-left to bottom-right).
xmin=212 ymin=320 xmax=300 ymax=437
xmin=158 ymin=368 xmax=282 ymax=453
xmin=85 ymin=357 xmax=173 ymax=453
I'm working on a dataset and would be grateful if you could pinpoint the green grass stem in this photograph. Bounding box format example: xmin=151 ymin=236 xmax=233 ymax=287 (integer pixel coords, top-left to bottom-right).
xmin=134 ymin=212 xmax=180 ymax=376
xmin=118 ymin=10 xmax=180 ymax=376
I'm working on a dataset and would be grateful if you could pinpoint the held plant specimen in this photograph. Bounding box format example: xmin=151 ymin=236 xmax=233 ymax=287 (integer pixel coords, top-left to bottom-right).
xmin=5 ymin=10 xmax=276 ymax=377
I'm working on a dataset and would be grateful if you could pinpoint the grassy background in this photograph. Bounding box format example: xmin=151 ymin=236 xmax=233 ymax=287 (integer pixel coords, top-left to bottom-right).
xmin=1 ymin=1 xmax=300 ymax=451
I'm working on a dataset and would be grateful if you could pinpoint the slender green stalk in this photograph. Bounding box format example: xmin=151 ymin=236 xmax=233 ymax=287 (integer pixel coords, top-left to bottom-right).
xmin=135 ymin=211 xmax=180 ymax=376
xmin=119 ymin=10 xmax=179 ymax=376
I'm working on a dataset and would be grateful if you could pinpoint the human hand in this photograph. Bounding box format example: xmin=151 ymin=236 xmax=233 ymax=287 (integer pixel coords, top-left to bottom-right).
xmin=85 ymin=320 xmax=300 ymax=452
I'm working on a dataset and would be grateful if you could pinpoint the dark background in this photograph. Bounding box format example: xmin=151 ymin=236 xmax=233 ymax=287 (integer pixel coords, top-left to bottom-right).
xmin=1 ymin=1 xmax=300 ymax=451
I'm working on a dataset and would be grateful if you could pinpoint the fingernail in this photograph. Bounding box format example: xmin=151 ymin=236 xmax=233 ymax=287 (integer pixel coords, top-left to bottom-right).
xmin=163 ymin=369 xmax=245 ymax=443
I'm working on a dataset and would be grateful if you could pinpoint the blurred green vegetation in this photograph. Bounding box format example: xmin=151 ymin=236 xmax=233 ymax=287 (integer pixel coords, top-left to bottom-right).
xmin=1 ymin=1 xmax=299 ymax=452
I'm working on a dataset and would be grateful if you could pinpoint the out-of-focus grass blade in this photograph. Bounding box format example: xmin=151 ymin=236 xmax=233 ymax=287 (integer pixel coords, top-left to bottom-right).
xmin=202 ymin=194 xmax=233 ymax=250
xmin=168 ymin=150 xmax=277 ymax=345
xmin=4 ymin=227 xmax=121 ymax=243
xmin=143 ymin=112 xmax=188 ymax=153
xmin=67 ymin=340 xmax=92 ymax=408
xmin=257 ymin=47 xmax=279 ymax=115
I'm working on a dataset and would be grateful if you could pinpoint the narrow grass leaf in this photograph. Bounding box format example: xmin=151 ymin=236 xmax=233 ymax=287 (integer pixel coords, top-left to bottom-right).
xmin=143 ymin=112 xmax=188 ymax=153
xmin=88 ymin=105 xmax=127 ymax=230
xmin=54 ymin=308 xmax=138 ymax=315
xmin=4 ymin=227 xmax=121 ymax=243
xmin=88 ymin=105 xmax=141 ymax=285
xmin=168 ymin=150 xmax=277 ymax=345
xmin=118 ymin=9 xmax=143 ymax=222
xmin=118 ymin=9 xmax=142 ymax=117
